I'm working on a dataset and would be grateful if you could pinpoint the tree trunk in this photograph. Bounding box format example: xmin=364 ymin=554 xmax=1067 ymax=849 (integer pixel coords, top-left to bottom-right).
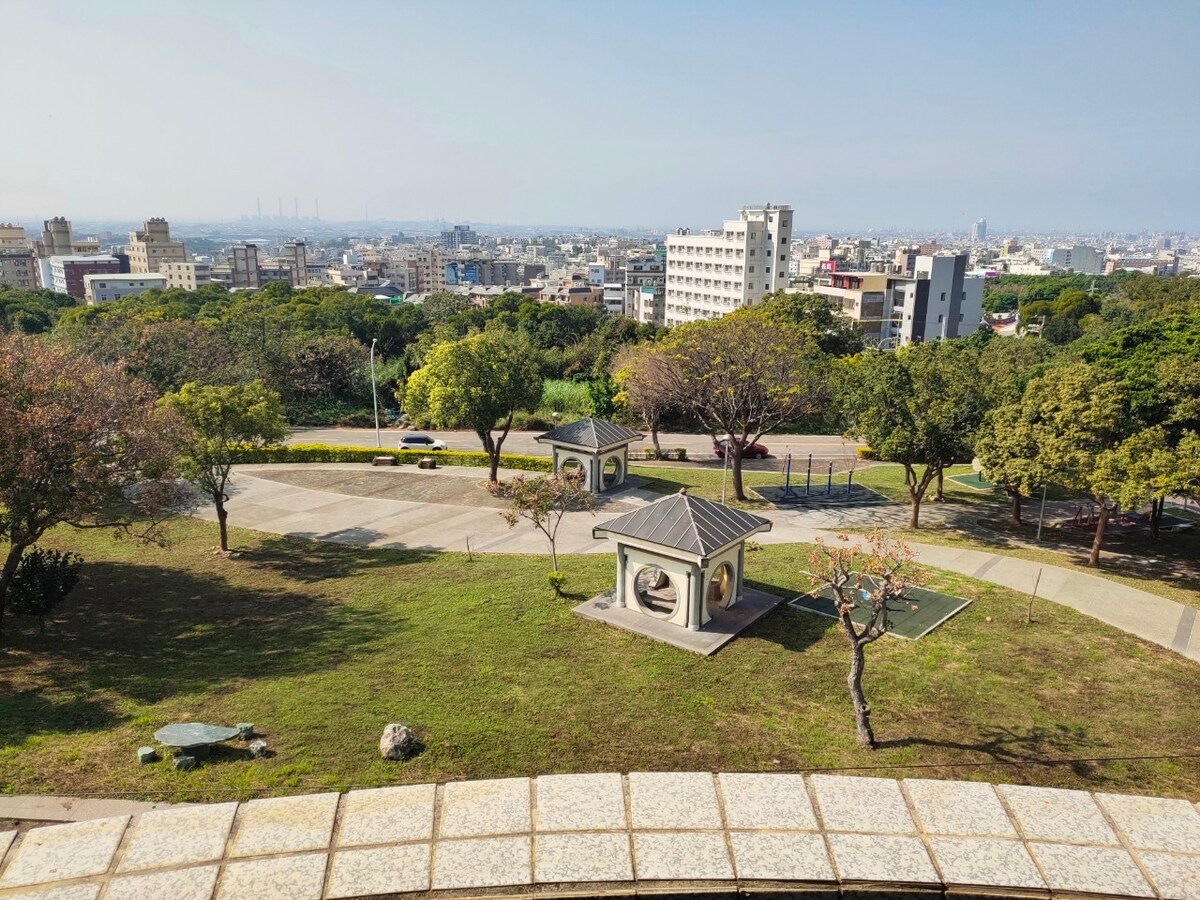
xmin=909 ymin=494 xmax=921 ymax=529
xmin=1010 ymin=488 xmax=1022 ymax=524
xmin=934 ymin=467 xmax=945 ymax=502
xmin=649 ymin=421 xmax=661 ymax=455
xmin=0 ymin=543 xmax=27 ymax=635
xmin=1088 ymin=503 xmax=1110 ymax=567
xmin=730 ymin=446 xmax=746 ymax=501
xmin=214 ymin=493 xmax=230 ymax=552
xmin=846 ymin=639 xmax=875 ymax=748
xmin=1150 ymin=498 xmax=1161 ymax=539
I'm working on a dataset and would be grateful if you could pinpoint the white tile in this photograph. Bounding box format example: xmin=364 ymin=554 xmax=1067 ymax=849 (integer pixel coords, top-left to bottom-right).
xmin=535 ymin=832 xmax=632 ymax=883
xmin=230 ymin=793 xmax=339 ymax=858
xmin=0 ymin=816 xmax=128 ymax=888
xmin=107 ymin=865 xmax=220 ymax=900
xmin=904 ymin=778 xmax=1016 ymax=837
xmin=119 ymin=803 xmax=238 ymax=871
xmin=327 ymin=844 xmax=431 ymax=898
xmin=439 ymin=778 xmax=531 ymax=838
xmin=827 ymin=833 xmax=939 ymax=884
xmin=536 ymin=773 xmax=625 ymax=832
xmin=1138 ymin=851 xmax=1200 ymax=900
xmin=628 ymin=772 xmax=721 ymax=830
xmin=730 ymin=832 xmax=834 ymax=881
xmin=216 ymin=852 xmax=327 ymax=900
xmin=633 ymin=832 xmax=733 ymax=880
xmin=810 ymin=775 xmax=914 ymax=834
xmin=431 ymin=836 xmax=531 ymax=890
xmin=1097 ymin=792 xmax=1200 ymax=852
xmin=997 ymin=784 xmax=1117 ymax=845
xmin=929 ymin=837 xmax=1045 ymax=888
xmin=1030 ymin=842 xmax=1153 ymax=897
xmin=336 ymin=785 xmax=435 ymax=846
xmin=719 ymin=773 xmax=818 ymax=830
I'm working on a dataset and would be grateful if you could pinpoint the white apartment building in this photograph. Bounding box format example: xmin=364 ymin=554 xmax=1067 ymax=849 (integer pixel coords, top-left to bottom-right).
xmin=0 ymin=224 xmax=38 ymax=289
xmin=84 ymin=273 xmax=168 ymax=305
xmin=664 ymin=204 xmax=792 ymax=326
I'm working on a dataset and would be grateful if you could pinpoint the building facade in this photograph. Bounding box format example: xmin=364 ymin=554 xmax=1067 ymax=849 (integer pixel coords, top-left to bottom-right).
xmin=664 ymin=204 xmax=793 ymax=326
xmin=971 ymin=218 xmax=987 ymax=242
xmin=230 ymin=243 xmax=260 ymax=288
xmin=623 ymin=255 xmax=665 ymax=324
xmin=84 ymin=273 xmax=168 ymax=304
xmin=281 ymin=241 xmax=308 ymax=287
xmin=127 ymin=218 xmax=186 ymax=273
xmin=161 ymin=260 xmax=212 ymax=290
xmin=49 ymin=255 xmax=122 ymax=299
xmin=0 ymin=224 xmax=38 ymax=289
xmin=439 ymin=225 xmax=479 ymax=251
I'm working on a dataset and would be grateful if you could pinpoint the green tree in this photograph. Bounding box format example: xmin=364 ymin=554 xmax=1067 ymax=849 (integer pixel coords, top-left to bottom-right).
xmin=0 ymin=335 xmax=183 ymax=632
xmin=611 ymin=342 xmax=674 ymax=454
xmin=159 ymin=381 xmax=288 ymax=552
xmin=839 ymin=342 xmax=987 ymax=527
xmin=7 ymin=549 xmax=82 ymax=634
xmin=658 ymin=314 xmax=828 ymax=501
xmin=401 ymin=329 xmax=543 ymax=483
xmin=753 ymin=291 xmax=865 ymax=356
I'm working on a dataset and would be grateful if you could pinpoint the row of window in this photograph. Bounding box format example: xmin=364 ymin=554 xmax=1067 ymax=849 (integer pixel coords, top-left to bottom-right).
xmin=669 ymin=245 xmax=746 ymax=259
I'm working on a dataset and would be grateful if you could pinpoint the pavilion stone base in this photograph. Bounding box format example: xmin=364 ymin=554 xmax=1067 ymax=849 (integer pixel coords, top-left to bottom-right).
xmin=574 ymin=587 xmax=787 ymax=656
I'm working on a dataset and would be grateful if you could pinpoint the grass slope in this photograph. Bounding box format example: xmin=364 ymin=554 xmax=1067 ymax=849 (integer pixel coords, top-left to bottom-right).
xmin=0 ymin=519 xmax=1197 ymax=802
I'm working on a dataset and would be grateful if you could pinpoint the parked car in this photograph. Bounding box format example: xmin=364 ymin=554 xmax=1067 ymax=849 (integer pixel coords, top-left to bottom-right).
xmin=713 ymin=437 xmax=770 ymax=459
xmin=398 ymin=433 xmax=447 ymax=451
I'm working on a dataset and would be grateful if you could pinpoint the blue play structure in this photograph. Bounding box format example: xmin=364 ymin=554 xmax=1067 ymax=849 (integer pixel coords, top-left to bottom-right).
xmin=782 ymin=453 xmax=854 ymax=499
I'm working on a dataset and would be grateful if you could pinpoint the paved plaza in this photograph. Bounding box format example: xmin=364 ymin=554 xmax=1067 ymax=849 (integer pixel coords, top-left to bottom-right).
xmin=2 ymin=773 xmax=1198 ymax=898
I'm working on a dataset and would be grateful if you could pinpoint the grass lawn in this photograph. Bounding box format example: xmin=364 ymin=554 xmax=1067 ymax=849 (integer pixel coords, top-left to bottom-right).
xmin=1 ymin=519 xmax=1197 ymax=803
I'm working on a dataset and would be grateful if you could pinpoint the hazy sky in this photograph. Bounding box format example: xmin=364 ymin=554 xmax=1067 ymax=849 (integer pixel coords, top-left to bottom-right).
xmin=5 ymin=0 xmax=1199 ymax=232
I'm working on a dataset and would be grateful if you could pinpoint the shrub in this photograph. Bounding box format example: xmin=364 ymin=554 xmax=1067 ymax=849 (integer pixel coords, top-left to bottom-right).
xmin=672 ymin=448 xmax=688 ymax=462
xmin=335 ymin=410 xmax=378 ymax=428
xmin=8 ymin=548 xmax=83 ymax=634
xmin=856 ymin=447 xmax=878 ymax=460
xmin=510 ymin=410 xmax=555 ymax=432
xmin=546 ymin=571 xmax=568 ymax=596
xmin=237 ymin=443 xmax=552 ymax=472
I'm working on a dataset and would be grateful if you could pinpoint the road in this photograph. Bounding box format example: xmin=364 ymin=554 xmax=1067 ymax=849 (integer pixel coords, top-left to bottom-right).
xmin=290 ymin=427 xmax=863 ymax=468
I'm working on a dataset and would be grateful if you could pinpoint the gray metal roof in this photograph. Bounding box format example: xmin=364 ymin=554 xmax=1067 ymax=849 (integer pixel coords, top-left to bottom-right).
xmin=535 ymin=417 xmax=642 ymax=450
xmin=593 ymin=492 xmax=771 ymax=556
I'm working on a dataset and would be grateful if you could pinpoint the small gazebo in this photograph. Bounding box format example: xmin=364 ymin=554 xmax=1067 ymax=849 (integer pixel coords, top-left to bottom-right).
xmin=592 ymin=490 xmax=772 ymax=632
xmin=534 ymin=417 xmax=643 ymax=494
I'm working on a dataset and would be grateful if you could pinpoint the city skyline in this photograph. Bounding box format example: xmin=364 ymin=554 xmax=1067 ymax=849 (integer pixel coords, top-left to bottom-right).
xmin=4 ymin=0 xmax=1199 ymax=231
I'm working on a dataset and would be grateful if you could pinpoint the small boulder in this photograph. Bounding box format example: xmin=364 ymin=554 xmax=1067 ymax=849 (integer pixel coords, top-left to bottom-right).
xmin=236 ymin=723 xmax=255 ymax=740
xmin=137 ymin=746 xmax=158 ymax=765
xmin=248 ymin=739 xmax=269 ymax=759
xmin=173 ymin=755 xmax=196 ymax=771
xmin=379 ymin=723 xmax=416 ymax=760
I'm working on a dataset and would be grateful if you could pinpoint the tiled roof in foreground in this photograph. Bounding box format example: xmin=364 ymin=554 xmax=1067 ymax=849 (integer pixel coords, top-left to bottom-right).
xmin=1 ymin=772 xmax=1196 ymax=898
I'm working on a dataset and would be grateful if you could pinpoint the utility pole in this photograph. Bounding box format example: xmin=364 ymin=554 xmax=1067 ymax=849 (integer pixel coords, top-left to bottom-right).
xmin=370 ymin=338 xmax=381 ymax=448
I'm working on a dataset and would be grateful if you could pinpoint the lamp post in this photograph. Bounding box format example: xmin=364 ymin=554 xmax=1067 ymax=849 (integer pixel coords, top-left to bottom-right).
xmin=369 ymin=338 xmax=380 ymax=449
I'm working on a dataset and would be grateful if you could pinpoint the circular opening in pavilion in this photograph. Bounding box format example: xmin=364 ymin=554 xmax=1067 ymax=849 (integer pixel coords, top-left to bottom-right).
xmin=634 ymin=565 xmax=677 ymax=618
xmin=602 ymin=457 xmax=621 ymax=489
xmin=560 ymin=457 xmax=584 ymax=480
xmin=706 ymin=562 xmax=735 ymax=615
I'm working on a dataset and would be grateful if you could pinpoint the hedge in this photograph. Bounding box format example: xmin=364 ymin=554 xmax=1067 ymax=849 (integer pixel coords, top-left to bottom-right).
xmin=238 ymin=443 xmax=552 ymax=472
xmin=855 ymin=447 xmax=878 ymax=460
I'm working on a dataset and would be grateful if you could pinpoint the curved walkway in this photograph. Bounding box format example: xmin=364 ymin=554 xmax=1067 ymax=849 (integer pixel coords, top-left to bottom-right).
xmin=197 ymin=465 xmax=1200 ymax=663
xmin=2 ymin=773 xmax=1198 ymax=899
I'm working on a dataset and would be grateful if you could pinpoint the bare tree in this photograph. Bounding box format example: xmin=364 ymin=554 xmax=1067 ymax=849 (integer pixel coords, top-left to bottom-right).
xmin=493 ymin=471 xmax=594 ymax=586
xmin=611 ymin=343 xmax=673 ymax=455
xmin=806 ymin=531 xmax=924 ymax=748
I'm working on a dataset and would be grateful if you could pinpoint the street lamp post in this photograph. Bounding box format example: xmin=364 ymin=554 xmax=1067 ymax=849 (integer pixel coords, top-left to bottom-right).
xmin=369 ymin=338 xmax=381 ymax=449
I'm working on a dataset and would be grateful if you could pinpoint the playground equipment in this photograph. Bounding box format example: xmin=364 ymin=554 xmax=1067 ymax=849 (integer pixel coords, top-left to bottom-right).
xmin=782 ymin=453 xmax=854 ymax=499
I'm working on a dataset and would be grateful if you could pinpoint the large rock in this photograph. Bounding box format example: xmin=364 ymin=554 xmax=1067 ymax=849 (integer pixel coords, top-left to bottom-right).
xmin=379 ymin=723 xmax=416 ymax=760
xmin=173 ymin=755 xmax=196 ymax=771
xmin=248 ymin=739 xmax=269 ymax=759
xmin=137 ymin=746 xmax=158 ymax=765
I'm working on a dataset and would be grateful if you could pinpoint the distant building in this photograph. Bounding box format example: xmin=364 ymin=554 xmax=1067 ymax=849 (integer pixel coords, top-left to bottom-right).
xmin=127 ymin=218 xmax=186 ymax=273
xmin=539 ymin=283 xmax=604 ymax=306
xmin=623 ymin=255 xmax=665 ymax=324
xmin=230 ymin=243 xmax=260 ymax=288
xmin=34 ymin=217 xmax=100 ymax=287
xmin=664 ymin=204 xmax=793 ymax=326
xmin=0 ymin=224 xmax=38 ymax=289
xmin=971 ymin=218 xmax=987 ymax=242
xmin=281 ymin=241 xmax=308 ymax=287
xmin=439 ymin=224 xmax=479 ymax=251
xmin=49 ymin=254 xmax=122 ymax=299
xmin=445 ymin=258 xmax=525 ymax=287
xmin=84 ymin=273 xmax=168 ymax=305
xmin=161 ymin=260 xmax=212 ymax=290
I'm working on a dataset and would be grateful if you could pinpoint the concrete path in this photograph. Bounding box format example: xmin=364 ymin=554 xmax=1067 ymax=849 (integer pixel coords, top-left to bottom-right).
xmin=0 ymin=795 xmax=180 ymax=824
xmin=195 ymin=465 xmax=1200 ymax=663
xmin=2 ymin=773 xmax=1198 ymax=898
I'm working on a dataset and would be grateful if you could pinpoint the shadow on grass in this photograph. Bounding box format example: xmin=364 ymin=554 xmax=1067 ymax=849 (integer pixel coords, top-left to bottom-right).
xmin=743 ymin=579 xmax=836 ymax=655
xmin=245 ymin=534 xmax=438 ymax=583
xmin=0 ymin=557 xmax=395 ymax=745
xmin=875 ymin=722 xmax=1099 ymax=779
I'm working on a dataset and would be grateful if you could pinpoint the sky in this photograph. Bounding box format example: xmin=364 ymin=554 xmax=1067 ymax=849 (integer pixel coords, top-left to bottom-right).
xmin=4 ymin=0 xmax=1199 ymax=233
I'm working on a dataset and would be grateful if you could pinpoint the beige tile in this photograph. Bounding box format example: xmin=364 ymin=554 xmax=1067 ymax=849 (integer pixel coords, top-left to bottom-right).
xmin=107 ymin=864 xmax=220 ymax=900
xmin=719 ymin=773 xmax=818 ymax=830
xmin=904 ymin=778 xmax=1016 ymax=837
xmin=431 ymin=836 xmax=531 ymax=890
xmin=535 ymin=773 xmax=625 ymax=832
xmin=230 ymin=793 xmax=339 ymax=857
xmin=628 ymin=772 xmax=721 ymax=830
xmin=633 ymin=832 xmax=733 ymax=880
xmin=929 ymin=837 xmax=1045 ymax=888
xmin=997 ymin=784 xmax=1117 ymax=845
xmin=1097 ymin=792 xmax=1200 ymax=852
xmin=535 ymin=832 xmax=632 ymax=883
xmin=827 ymin=833 xmax=939 ymax=884
xmin=810 ymin=775 xmax=914 ymax=834
xmin=1030 ymin=842 xmax=1153 ymax=897
xmin=119 ymin=803 xmax=238 ymax=871
xmin=216 ymin=852 xmax=327 ymax=900
xmin=729 ymin=832 xmax=834 ymax=881
xmin=439 ymin=778 xmax=530 ymax=838
xmin=336 ymin=785 xmax=435 ymax=846
xmin=0 ymin=816 xmax=129 ymax=888
xmin=327 ymin=844 xmax=431 ymax=898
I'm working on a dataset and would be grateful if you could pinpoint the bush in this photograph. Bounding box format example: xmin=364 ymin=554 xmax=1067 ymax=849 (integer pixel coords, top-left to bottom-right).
xmin=510 ymin=410 xmax=555 ymax=432
xmin=856 ymin=447 xmax=878 ymax=460
xmin=8 ymin=548 xmax=83 ymax=633
xmin=672 ymin=448 xmax=688 ymax=462
xmin=335 ymin=410 xmax=379 ymax=428
xmin=237 ymin=443 xmax=552 ymax=472
xmin=546 ymin=571 xmax=567 ymax=596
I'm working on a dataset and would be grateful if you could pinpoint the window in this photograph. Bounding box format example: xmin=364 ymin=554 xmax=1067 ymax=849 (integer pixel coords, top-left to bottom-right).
xmin=940 ymin=292 xmax=946 ymax=302
xmin=749 ymin=266 xmax=755 ymax=273
xmin=765 ymin=266 xmax=771 ymax=274
xmin=937 ymin=314 xmax=944 ymax=323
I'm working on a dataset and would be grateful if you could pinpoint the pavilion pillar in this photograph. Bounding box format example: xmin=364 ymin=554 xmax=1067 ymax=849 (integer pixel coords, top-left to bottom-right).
xmin=615 ymin=544 xmax=627 ymax=608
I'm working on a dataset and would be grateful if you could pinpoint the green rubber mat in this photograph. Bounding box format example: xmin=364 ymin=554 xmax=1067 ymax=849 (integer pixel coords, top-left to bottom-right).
xmin=789 ymin=577 xmax=972 ymax=640
xmin=948 ymin=472 xmax=997 ymax=491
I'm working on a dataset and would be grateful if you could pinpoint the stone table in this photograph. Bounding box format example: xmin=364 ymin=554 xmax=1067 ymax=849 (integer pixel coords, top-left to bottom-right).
xmin=153 ymin=723 xmax=241 ymax=758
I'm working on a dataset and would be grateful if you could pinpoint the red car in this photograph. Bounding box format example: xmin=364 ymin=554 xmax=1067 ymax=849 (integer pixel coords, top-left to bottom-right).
xmin=713 ymin=437 xmax=770 ymax=460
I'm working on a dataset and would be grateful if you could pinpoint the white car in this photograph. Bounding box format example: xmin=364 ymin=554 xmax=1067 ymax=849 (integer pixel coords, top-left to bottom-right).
xmin=398 ymin=433 xmax=447 ymax=451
